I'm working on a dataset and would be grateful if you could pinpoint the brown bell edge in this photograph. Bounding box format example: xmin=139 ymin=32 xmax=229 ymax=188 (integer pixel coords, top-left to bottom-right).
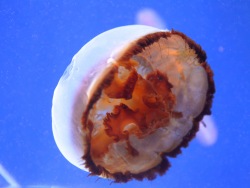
xmin=81 ymin=30 xmax=215 ymax=183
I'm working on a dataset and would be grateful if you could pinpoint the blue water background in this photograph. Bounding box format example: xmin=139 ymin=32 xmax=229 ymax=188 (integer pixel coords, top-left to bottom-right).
xmin=1 ymin=0 xmax=250 ymax=187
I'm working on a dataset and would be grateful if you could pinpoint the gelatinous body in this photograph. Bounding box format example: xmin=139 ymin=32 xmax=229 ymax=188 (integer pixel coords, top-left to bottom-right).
xmin=135 ymin=8 xmax=166 ymax=29
xmin=52 ymin=25 xmax=215 ymax=182
xmin=197 ymin=115 xmax=218 ymax=146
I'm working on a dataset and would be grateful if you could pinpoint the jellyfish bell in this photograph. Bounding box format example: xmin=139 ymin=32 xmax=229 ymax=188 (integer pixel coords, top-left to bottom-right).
xmin=52 ymin=25 xmax=215 ymax=182
xmin=52 ymin=25 xmax=162 ymax=172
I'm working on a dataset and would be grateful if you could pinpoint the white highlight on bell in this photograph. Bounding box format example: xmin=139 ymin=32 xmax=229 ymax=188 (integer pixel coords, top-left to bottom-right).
xmin=197 ymin=116 xmax=218 ymax=146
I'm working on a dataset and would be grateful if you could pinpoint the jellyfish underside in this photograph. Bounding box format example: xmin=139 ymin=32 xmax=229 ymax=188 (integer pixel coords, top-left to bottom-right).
xmin=81 ymin=31 xmax=214 ymax=182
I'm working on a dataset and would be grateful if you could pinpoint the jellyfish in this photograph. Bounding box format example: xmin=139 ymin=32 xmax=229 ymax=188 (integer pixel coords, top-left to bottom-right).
xmin=135 ymin=8 xmax=166 ymax=29
xmin=52 ymin=25 xmax=215 ymax=182
xmin=135 ymin=8 xmax=218 ymax=147
xmin=197 ymin=115 xmax=218 ymax=146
